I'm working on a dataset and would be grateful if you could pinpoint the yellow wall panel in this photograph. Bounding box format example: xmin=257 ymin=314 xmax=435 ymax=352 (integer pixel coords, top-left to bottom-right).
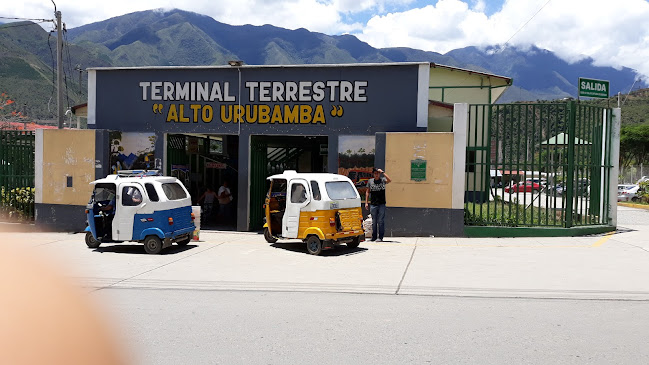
xmin=41 ymin=130 xmax=95 ymax=205
xmin=385 ymin=133 xmax=454 ymax=209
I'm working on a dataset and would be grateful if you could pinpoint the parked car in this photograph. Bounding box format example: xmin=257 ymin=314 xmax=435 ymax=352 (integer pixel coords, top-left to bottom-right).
xmin=552 ymin=179 xmax=589 ymax=197
xmin=504 ymin=181 xmax=541 ymax=193
xmin=618 ymin=184 xmax=636 ymax=193
xmin=618 ymin=184 xmax=641 ymax=202
xmin=637 ymin=176 xmax=649 ymax=184
xmin=525 ymin=178 xmax=547 ymax=187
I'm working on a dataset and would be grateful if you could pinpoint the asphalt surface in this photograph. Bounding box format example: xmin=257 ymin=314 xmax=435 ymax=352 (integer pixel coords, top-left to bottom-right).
xmin=96 ymin=289 xmax=649 ymax=365
xmin=3 ymin=204 xmax=649 ymax=364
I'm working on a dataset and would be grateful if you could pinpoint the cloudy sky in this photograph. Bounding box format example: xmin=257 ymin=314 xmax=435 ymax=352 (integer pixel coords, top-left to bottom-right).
xmin=4 ymin=0 xmax=649 ymax=79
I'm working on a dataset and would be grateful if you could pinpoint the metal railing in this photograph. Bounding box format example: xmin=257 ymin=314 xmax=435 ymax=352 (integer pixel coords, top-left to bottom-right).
xmin=0 ymin=131 xmax=35 ymax=221
xmin=464 ymin=101 xmax=613 ymax=228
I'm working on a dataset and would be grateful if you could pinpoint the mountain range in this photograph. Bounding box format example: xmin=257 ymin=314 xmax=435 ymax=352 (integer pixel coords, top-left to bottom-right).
xmin=0 ymin=8 xmax=645 ymax=121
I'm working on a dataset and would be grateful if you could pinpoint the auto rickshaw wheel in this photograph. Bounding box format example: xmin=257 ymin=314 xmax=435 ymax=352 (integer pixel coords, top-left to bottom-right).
xmin=347 ymin=236 xmax=361 ymax=249
xmin=85 ymin=231 xmax=101 ymax=249
xmin=143 ymin=235 xmax=163 ymax=255
xmin=264 ymin=227 xmax=278 ymax=243
xmin=305 ymin=235 xmax=322 ymax=255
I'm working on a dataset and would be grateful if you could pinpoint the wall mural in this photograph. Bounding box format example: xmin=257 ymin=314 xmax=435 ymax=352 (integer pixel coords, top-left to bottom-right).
xmin=109 ymin=131 xmax=157 ymax=173
xmin=338 ymin=135 xmax=375 ymax=196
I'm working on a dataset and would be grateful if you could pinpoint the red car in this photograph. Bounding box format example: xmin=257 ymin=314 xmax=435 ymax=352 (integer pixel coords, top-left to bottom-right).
xmin=504 ymin=182 xmax=541 ymax=193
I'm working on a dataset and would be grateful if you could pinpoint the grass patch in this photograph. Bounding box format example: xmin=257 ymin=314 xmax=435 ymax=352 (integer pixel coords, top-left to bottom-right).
xmin=465 ymin=201 xmax=566 ymax=227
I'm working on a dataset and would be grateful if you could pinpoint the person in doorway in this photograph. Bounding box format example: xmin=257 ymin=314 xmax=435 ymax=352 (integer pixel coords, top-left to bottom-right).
xmin=217 ymin=181 xmax=234 ymax=223
xmin=198 ymin=187 xmax=218 ymax=220
xmin=364 ymin=168 xmax=391 ymax=242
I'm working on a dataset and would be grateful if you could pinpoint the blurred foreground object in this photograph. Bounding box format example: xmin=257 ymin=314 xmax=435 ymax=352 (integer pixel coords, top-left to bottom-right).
xmin=0 ymin=233 xmax=129 ymax=365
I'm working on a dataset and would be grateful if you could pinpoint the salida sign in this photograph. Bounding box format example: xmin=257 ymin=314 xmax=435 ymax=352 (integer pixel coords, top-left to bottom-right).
xmin=139 ymin=80 xmax=368 ymax=125
xmin=578 ymin=78 xmax=609 ymax=99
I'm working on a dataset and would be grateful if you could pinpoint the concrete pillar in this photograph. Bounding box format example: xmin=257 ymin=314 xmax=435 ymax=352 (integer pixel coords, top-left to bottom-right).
xmin=609 ymin=108 xmax=621 ymax=227
xmin=452 ymin=103 xmax=468 ymax=210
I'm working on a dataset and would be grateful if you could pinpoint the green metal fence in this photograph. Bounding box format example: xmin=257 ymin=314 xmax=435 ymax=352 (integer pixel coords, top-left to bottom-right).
xmin=464 ymin=101 xmax=613 ymax=229
xmin=0 ymin=131 xmax=35 ymax=221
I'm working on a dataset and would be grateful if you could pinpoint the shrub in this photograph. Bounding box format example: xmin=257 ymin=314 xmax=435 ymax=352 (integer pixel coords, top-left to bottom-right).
xmin=0 ymin=186 xmax=34 ymax=221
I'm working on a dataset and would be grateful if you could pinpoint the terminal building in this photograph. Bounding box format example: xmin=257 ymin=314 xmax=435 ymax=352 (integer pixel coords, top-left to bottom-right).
xmin=36 ymin=62 xmax=512 ymax=236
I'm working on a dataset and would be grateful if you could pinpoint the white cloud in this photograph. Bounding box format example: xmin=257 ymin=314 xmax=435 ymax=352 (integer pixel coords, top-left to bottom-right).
xmin=4 ymin=0 xmax=649 ymax=79
xmin=356 ymin=0 xmax=649 ymax=78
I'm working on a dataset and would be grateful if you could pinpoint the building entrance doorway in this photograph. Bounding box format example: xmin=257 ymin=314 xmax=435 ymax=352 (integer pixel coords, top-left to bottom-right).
xmin=249 ymin=135 xmax=328 ymax=230
xmin=166 ymin=133 xmax=239 ymax=230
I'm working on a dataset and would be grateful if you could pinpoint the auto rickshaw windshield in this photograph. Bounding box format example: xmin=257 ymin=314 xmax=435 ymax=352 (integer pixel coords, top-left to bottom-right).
xmin=92 ymin=184 xmax=116 ymax=202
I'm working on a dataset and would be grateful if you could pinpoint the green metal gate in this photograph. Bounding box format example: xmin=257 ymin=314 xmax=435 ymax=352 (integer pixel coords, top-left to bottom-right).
xmin=249 ymin=136 xmax=268 ymax=231
xmin=464 ymin=101 xmax=613 ymax=231
xmin=249 ymin=136 xmax=315 ymax=230
xmin=0 ymin=131 xmax=35 ymax=221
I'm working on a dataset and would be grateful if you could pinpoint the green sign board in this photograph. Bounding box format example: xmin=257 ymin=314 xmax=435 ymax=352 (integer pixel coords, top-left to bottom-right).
xmin=411 ymin=159 xmax=426 ymax=181
xmin=578 ymin=77 xmax=609 ymax=98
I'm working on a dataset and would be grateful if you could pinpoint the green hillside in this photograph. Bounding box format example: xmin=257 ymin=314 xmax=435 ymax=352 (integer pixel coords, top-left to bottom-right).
xmin=0 ymin=21 xmax=110 ymax=121
xmin=584 ymin=88 xmax=649 ymax=126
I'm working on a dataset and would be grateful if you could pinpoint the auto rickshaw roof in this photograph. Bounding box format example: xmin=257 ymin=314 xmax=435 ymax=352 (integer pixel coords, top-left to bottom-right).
xmin=266 ymin=170 xmax=351 ymax=182
xmin=90 ymin=174 xmax=181 ymax=185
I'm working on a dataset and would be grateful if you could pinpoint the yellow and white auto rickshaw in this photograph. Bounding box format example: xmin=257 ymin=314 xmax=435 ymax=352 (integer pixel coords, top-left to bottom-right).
xmin=263 ymin=171 xmax=365 ymax=255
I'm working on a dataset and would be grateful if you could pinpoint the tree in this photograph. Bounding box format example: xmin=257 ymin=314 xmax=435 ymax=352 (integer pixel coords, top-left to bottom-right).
xmin=620 ymin=124 xmax=649 ymax=167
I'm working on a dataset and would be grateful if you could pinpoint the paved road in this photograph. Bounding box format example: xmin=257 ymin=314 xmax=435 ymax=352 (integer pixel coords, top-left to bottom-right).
xmin=3 ymin=204 xmax=649 ymax=364
xmin=97 ymin=288 xmax=649 ymax=365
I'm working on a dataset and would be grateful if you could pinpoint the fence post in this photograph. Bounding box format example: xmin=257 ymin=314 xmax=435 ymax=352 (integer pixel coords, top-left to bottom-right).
xmin=453 ymin=103 xmax=468 ymax=210
xmin=564 ymin=101 xmax=576 ymax=228
xmin=609 ymin=108 xmax=621 ymax=227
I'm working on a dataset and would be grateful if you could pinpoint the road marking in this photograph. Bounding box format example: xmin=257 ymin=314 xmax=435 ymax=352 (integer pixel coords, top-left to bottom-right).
xmin=590 ymin=231 xmax=615 ymax=247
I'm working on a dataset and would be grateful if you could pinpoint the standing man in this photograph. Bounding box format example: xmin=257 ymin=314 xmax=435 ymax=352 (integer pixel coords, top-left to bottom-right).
xmin=365 ymin=168 xmax=391 ymax=242
xmin=217 ymin=180 xmax=234 ymax=223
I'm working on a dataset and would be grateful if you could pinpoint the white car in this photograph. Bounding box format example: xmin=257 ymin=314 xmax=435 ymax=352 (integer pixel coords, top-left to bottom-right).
xmin=618 ymin=185 xmax=641 ymax=202
xmin=618 ymin=184 xmax=635 ymax=193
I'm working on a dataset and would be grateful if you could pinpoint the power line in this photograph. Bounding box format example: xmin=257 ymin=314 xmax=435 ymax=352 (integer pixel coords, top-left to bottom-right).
xmin=0 ymin=16 xmax=53 ymax=22
xmin=499 ymin=0 xmax=552 ymax=51
xmin=63 ymin=30 xmax=73 ymax=109
xmin=0 ymin=20 xmax=51 ymax=30
xmin=47 ymin=31 xmax=57 ymax=117
xmin=622 ymin=78 xmax=640 ymax=106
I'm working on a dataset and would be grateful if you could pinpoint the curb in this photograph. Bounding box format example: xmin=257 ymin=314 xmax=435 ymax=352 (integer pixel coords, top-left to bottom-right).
xmin=618 ymin=202 xmax=649 ymax=210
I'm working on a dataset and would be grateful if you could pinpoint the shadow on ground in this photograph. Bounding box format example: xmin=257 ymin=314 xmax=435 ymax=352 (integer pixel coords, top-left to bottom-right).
xmin=270 ymin=241 xmax=368 ymax=256
xmin=614 ymin=227 xmax=637 ymax=234
xmin=93 ymin=244 xmax=198 ymax=255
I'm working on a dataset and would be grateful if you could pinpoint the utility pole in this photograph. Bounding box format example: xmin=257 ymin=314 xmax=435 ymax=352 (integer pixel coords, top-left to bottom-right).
xmin=75 ymin=64 xmax=83 ymax=93
xmin=56 ymin=10 xmax=64 ymax=129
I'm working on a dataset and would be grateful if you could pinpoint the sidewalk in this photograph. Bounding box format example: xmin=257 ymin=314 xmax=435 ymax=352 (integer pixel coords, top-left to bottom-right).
xmin=2 ymin=224 xmax=648 ymax=301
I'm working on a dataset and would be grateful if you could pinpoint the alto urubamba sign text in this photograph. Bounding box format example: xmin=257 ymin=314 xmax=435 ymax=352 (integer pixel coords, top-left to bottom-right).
xmin=139 ymin=80 xmax=369 ymax=125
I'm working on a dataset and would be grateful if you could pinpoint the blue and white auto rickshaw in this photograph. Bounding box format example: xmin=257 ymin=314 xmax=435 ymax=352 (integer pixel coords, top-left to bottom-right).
xmin=85 ymin=170 xmax=195 ymax=254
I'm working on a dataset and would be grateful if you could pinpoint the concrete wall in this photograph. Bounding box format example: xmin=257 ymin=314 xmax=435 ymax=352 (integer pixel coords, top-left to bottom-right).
xmin=385 ymin=133 xmax=453 ymax=209
xmin=428 ymin=67 xmax=510 ymax=105
xmin=35 ymin=129 xmax=96 ymax=231
xmin=428 ymin=104 xmax=454 ymax=132
xmin=374 ymin=132 xmax=463 ymax=236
